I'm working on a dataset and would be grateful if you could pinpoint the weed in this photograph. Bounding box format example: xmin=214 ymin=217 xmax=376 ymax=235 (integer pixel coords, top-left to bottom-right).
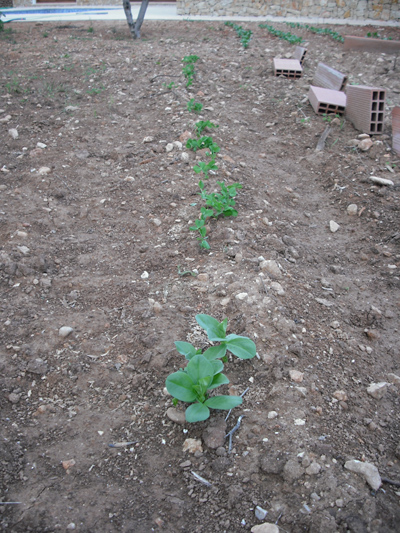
xmin=366 ymin=31 xmax=392 ymax=40
xmin=194 ymin=120 xmax=218 ymax=137
xmin=225 ymin=21 xmax=252 ymax=49
xmin=166 ymin=314 xmax=256 ymax=422
xmin=162 ymin=81 xmax=176 ymax=90
xmin=87 ymin=26 xmax=94 ymax=34
xmin=259 ymin=23 xmax=303 ymax=44
xmin=322 ymin=112 xmax=340 ymax=123
xmin=187 ymin=98 xmax=203 ymax=114
xmin=87 ymin=85 xmax=105 ymax=95
xmin=43 ymin=31 xmax=49 ymax=38
xmin=5 ymin=77 xmax=24 ymax=95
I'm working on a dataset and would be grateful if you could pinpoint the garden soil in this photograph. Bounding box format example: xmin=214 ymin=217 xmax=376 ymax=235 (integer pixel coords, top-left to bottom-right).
xmin=1 ymin=19 xmax=400 ymax=533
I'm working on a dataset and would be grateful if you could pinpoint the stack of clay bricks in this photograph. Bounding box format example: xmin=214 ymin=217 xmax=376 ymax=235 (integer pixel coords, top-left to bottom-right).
xmin=308 ymin=63 xmax=347 ymax=116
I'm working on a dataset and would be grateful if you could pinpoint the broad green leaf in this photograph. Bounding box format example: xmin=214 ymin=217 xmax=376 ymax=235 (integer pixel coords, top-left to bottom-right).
xmin=185 ymin=402 xmax=210 ymax=423
xmin=203 ymin=344 xmax=227 ymax=361
xmin=186 ymin=354 xmax=213 ymax=386
xmin=175 ymin=341 xmax=198 ymax=360
xmin=205 ymin=395 xmax=243 ymax=410
xmin=196 ymin=314 xmax=227 ymax=341
xmin=166 ymin=371 xmax=197 ymax=403
xmin=225 ymin=334 xmax=256 ymax=359
xmin=210 ymin=359 xmax=224 ymax=375
xmin=208 ymin=372 xmax=230 ymax=390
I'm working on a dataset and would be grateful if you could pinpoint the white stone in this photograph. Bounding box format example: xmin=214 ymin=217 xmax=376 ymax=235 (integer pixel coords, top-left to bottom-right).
xmin=255 ymin=506 xmax=268 ymax=520
xmin=267 ymin=411 xmax=278 ymax=419
xmin=37 ymin=142 xmax=47 ymax=149
xmin=347 ymin=204 xmax=358 ymax=215
xmin=152 ymin=218 xmax=162 ymax=227
xmin=166 ymin=143 xmax=174 ymax=152
xmin=251 ymin=523 xmax=279 ymax=533
xmin=369 ymin=176 xmax=394 ymax=187
xmin=38 ymin=167 xmax=51 ymax=175
xmin=387 ymin=373 xmax=400 ymax=386
xmin=259 ymin=259 xmax=282 ymax=279
xmin=367 ymin=382 xmax=388 ymax=400
xmin=182 ymin=438 xmax=203 ymax=453
xmin=17 ymin=246 xmax=30 ymax=255
xmin=141 ymin=271 xmax=149 ymax=279
xmin=294 ymin=418 xmax=306 ymax=426
xmin=173 ymin=141 xmax=183 ymax=149
xmin=306 ymin=462 xmax=321 ymax=475
xmin=289 ymin=369 xmax=304 ymax=383
xmin=143 ymin=136 xmax=154 ymax=143
xmin=235 ymin=292 xmax=248 ymax=301
xmin=330 ymin=220 xmax=340 ymax=233
xmin=59 ymin=326 xmax=73 ymax=338
xmin=9 ymin=128 xmax=18 ymax=139
xmin=181 ymin=152 xmax=190 ymax=162
xmin=359 ymin=138 xmax=373 ymax=151
xmin=333 ymin=390 xmax=347 ymax=401
xmin=270 ymin=281 xmax=285 ymax=295
xmin=344 ymin=460 xmax=381 ymax=490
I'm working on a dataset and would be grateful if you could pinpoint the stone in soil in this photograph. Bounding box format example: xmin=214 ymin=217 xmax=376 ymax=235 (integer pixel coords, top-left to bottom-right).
xmin=344 ymin=459 xmax=382 ymax=490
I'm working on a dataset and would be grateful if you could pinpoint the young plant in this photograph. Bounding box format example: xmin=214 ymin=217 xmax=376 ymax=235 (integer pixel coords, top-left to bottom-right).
xmin=200 ymin=180 xmax=242 ymax=218
xmin=182 ymin=55 xmax=199 ymax=87
xmin=194 ymin=120 xmax=218 ymax=137
xmin=225 ymin=21 xmax=252 ymax=49
xmin=186 ymin=136 xmax=220 ymax=155
xmin=259 ymin=24 xmax=303 ymax=45
xmin=187 ymin=98 xmax=203 ymax=114
xmin=193 ymin=159 xmax=219 ymax=179
xmin=190 ymin=206 xmax=213 ymax=249
xmin=166 ymin=314 xmax=256 ymax=422
xmin=162 ymin=81 xmax=176 ymax=90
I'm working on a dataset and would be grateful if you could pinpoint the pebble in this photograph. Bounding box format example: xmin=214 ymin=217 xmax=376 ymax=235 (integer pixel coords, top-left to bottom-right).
xmin=388 ymin=373 xmax=400 ymax=386
xmin=36 ymin=142 xmax=47 ymax=149
xmin=329 ymin=220 xmax=340 ymax=233
xmin=141 ymin=271 xmax=149 ymax=279
xmin=166 ymin=407 xmax=186 ymax=424
xmin=59 ymin=326 xmax=73 ymax=338
xmin=143 ymin=136 xmax=154 ymax=143
xmin=259 ymin=259 xmax=282 ymax=279
xmin=369 ymin=176 xmax=394 ymax=186
xmin=255 ymin=506 xmax=268 ymax=520
xmin=181 ymin=152 xmax=189 ymax=163
xmin=173 ymin=141 xmax=183 ymax=149
xmin=268 ymin=411 xmax=278 ymax=419
xmin=367 ymin=382 xmax=388 ymax=400
xmin=202 ymin=418 xmax=227 ymax=449
xmin=251 ymin=525 xmax=279 ymax=533
xmin=66 ymin=523 xmax=76 ymax=530
xmin=182 ymin=438 xmax=203 ymax=453
xmin=315 ymin=297 xmax=334 ymax=307
xmin=26 ymin=358 xmax=48 ymax=375
xmin=65 ymin=106 xmax=79 ymax=112
xmin=16 ymin=231 xmax=28 ymax=238
xmin=9 ymin=128 xmax=19 ymax=139
xmin=283 ymin=459 xmax=304 ymax=482
xmin=8 ymin=392 xmax=21 ymax=404
xmin=38 ymin=167 xmax=51 ymax=175
xmin=197 ymin=273 xmax=208 ymax=282
xmin=235 ymin=292 xmax=248 ymax=301
xmin=17 ymin=245 xmax=30 ymax=256
xmin=344 ymin=459 xmax=381 ymax=490
xmin=152 ymin=218 xmax=162 ymax=227
xmin=289 ymin=369 xmax=304 ymax=383
xmin=0 ymin=114 xmax=12 ymax=123
xmin=347 ymin=204 xmax=358 ymax=215
xmin=270 ymin=281 xmax=285 ymax=295
xmin=306 ymin=461 xmax=321 ymax=475
xmin=333 ymin=390 xmax=347 ymax=401
xmin=359 ymin=138 xmax=373 ymax=151
xmin=166 ymin=143 xmax=174 ymax=152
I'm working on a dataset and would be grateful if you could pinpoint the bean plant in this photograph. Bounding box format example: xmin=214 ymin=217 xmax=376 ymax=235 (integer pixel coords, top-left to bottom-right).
xmin=259 ymin=23 xmax=303 ymax=45
xmin=194 ymin=120 xmax=218 ymax=137
xmin=166 ymin=314 xmax=256 ymax=422
xmin=182 ymin=55 xmax=199 ymax=87
xmin=225 ymin=21 xmax=252 ymax=49
xmin=187 ymin=98 xmax=203 ymax=114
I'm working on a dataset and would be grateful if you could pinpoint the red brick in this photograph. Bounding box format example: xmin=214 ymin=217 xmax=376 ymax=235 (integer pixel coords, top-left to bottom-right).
xmin=308 ymin=86 xmax=346 ymax=116
xmin=273 ymin=58 xmax=302 ymax=79
xmin=392 ymin=107 xmax=400 ymax=156
xmin=344 ymin=35 xmax=400 ymax=55
xmin=346 ymin=85 xmax=386 ymax=135
xmin=313 ymin=63 xmax=348 ymax=91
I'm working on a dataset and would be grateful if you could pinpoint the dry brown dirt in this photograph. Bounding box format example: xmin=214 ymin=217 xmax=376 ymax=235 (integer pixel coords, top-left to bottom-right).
xmin=0 ymin=19 xmax=400 ymax=533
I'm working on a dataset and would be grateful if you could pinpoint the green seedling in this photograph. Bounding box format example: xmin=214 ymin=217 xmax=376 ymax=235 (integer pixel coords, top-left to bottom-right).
xmin=186 ymin=136 xmax=220 ymax=155
xmin=190 ymin=207 xmax=213 ymax=249
xmin=87 ymin=26 xmax=94 ymax=34
xmin=225 ymin=21 xmax=252 ymax=49
xmin=322 ymin=112 xmax=340 ymax=123
xmin=166 ymin=314 xmax=256 ymax=422
xmin=285 ymin=22 xmax=344 ymax=43
xmin=259 ymin=24 xmax=303 ymax=44
xmin=187 ymin=98 xmax=203 ymax=114
xmin=200 ymin=180 xmax=242 ymax=218
xmin=162 ymin=81 xmax=176 ymax=90
xmin=195 ymin=120 xmax=218 ymax=137
xmin=193 ymin=159 xmax=219 ymax=179
xmin=182 ymin=55 xmax=199 ymax=87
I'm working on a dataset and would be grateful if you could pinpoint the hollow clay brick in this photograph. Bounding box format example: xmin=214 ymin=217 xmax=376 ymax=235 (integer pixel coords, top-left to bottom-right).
xmin=313 ymin=63 xmax=348 ymax=91
xmin=392 ymin=107 xmax=400 ymax=156
xmin=344 ymin=35 xmax=400 ymax=55
xmin=346 ymin=85 xmax=386 ymax=135
xmin=308 ymin=86 xmax=346 ymax=116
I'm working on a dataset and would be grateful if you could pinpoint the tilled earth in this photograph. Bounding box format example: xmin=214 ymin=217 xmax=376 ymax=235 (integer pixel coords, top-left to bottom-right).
xmin=0 ymin=19 xmax=400 ymax=533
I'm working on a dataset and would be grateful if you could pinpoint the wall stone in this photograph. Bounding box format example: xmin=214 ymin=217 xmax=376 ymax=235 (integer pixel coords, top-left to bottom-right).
xmin=0 ymin=0 xmax=13 ymax=7
xmin=177 ymin=0 xmax=399 ymax=21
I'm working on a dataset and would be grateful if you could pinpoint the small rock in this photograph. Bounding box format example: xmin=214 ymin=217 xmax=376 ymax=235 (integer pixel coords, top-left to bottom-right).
xmin=306 ymin=461 xmax=321 ymax=475
xmin=66 ymin=523 xmax=76 ymax=530
xmin=251 ymin=524 xmax=279 ymax=533
xmin=202 ymin=418 xmax=227 ymax=449
xmin=17 ymin=245 xmax=30 ymax=256
xmin=166 ymin=407 xmax=186 ymax=424
xmin=259 ymin=259 xmax=282 ymax=279
xmin=283 ymin=458 xmax=304 ymax=482
xmin=359 ymin=138 xmax=373 ymax=151
xmin=9 ymin=128 xmax=19 ymax=139
xmin=182 ymin=438 xmax=203 ymax=454
xmin=166 ymin=143 xmax=174 ymax=152
xmin=8 ymin=392 xmax=21 ymax=404
xmin=38 ymin=167 xmax=51 ymax=175
xmin=315 ymin=297 xmax=334 ymax=307
xmin=181 ymin=152 xmax=189 ymax=163
xmin=344 ymin=459 xmax=381 ymax=490
xmin=173 ymin=141 xmax=183 ymax=149
xmin=330 ymin=220 xmax=340 ymax=233
xmin=0 ymin=114 xmax=12 ymax=123
xmin=197 ymin=273 xmax=208 ymax=282
xmin=270 ymin=281 xmax=285 ymax=295
xmin=367 ymin=382 xmax=388 ymax=400
xmin=347 ymin=204 xmax=358 ymax=216
xmin=141 ymin=271 xmax=149 ymax=279
xmin=59 ymin=326 xmax=73 ymax=338
xmin=143 ymin=136 xmax=154 ymax=143
xmin=179 ymin=130 xmax=192 ymax=143
xmin=36 ymin=142 xmax=47 ymax=149
xmin=65 ymin=106 xmax=79 ymax=112
xmin=333 ymin=390 xmax=347 ymax=401
xmin=62 ymin=459 xmax=76 ymax=472
xmin=387 ymin=373 xmax=400 ymax=386
xmin=179 ymin=460 xmax=191 ymax=468
xmin=152 ymin=218 xmax=162 ymax=227
xmin=255 ymin=506 xmax=268 ymax=520
xmin=235 ymin=292 xmax=248 ymax=301
xmin=15 ymin=231 xmax=28 ymax=238
xmin=369 ymin=176 xmax=394 ymax=187
xmin=268 ymin=411 xmax=278 ymax=419
xmin=26 ymin=358 xmax=47 ymax=375
xmin=289 ymin=369 xmax=304 ymax=383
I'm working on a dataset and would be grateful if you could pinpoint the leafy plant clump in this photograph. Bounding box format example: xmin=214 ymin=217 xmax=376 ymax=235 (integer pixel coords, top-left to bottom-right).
xmin=182 ymin=55 xmax=199 ymax=87
xmin=225 ymin=21 xmax=252 ymax=49
xmin=285 ymin=22 xmax=344 ymax=43
xmin=194 ymin=120 xmax=218 ymax=137
xmin=165 ymin=314 xmax=256 ymax=422
xmin=366 ymin=31 xmax=393 ymax=40
xmin=186 ymin=136 xmax=220 ymax=154
xmin=259 ymin=24 xmax=303 ymax=45
xmin=187 ymin=98 xmax=203 ymax=114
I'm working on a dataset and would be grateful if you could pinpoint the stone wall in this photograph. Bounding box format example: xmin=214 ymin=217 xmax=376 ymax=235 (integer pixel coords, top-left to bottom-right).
xmin=177 ymin=0 xmax=399 ymax=22
xmin=0 ymin=0 xmax=13 ymax=8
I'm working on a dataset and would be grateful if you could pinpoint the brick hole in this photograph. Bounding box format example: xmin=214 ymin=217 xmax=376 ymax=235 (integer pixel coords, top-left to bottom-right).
xmin=377 ymin=123 xmax=383 ymax=132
